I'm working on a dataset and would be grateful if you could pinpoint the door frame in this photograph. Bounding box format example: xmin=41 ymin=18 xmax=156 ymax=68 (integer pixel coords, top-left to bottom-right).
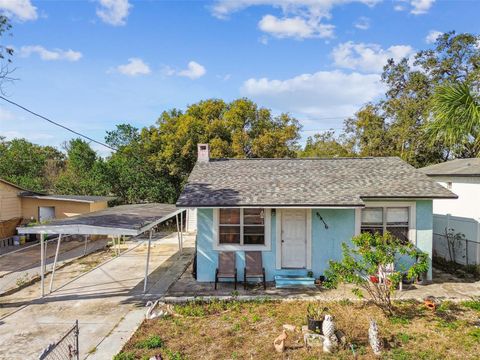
xmin=276 ymin=208 xmax=312 ymax=270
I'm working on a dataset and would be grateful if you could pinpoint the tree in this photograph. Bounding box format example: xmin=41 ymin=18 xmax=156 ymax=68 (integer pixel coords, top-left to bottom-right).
xmin=325 ymin=232 xmax=429 ymax=315
xmin=54 ymin=138 xmax=109 ymax=195
xmin=300 ymin=130 xmax=351 ymax=158
xmin=105 ymin=124 xmax=140 ymax=149
xmin=0 ymin=15 xmax=14 ymax=92
xmin=425 ymin=82 xmax=480 ymax=158
xmin=0 ymin=137 xmax=65 ymax=191
xmin=342 ymin=31 xmax=480 ymax=167
xmin=150 ymin=98 xmax=301 ymax=193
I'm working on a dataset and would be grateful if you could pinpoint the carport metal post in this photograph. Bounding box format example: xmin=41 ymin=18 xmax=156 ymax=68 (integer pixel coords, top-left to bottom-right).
xmin=83 ymin=235 xmax=88 ymax=256
xmin=176 ymin=213 xmax=181 ymax=253
xmin=143 ymin=229 xmax=153 ymax=293
xmin=49 ymin=234 xmax=63 ymax=293
xmin=180 ymin=210 xmax=184 ymax=252
xmin=40 ymin=232 xmax=45 ymax=297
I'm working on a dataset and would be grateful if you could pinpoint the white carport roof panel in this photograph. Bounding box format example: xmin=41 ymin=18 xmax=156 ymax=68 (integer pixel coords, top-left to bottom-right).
xmin=17 ymin=203 xmax=184 ymax=236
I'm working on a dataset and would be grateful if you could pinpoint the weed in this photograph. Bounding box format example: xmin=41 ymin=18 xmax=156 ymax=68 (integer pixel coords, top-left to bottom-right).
xmin=390 ymin=348 xmax=411 ymax=360
xmin=15 ymin=273 xmax=31 ymax=287
xmin=436 ymin=301 xmax=454 ymax=313
xmin=87 ymin=347 xmax=97 ymax=354
xmin=165 ymin=349 xmax=186 ymax=360
xmin=396 ymin=332 xmax=411 ymax=344
xmin=436 ymin=318 xmax=460 ymax=330
xmin=338 ymin=299 xmax=353 ymax=306
xmin=252 ymin=314 xmax=261 ymax=323
xmin=461 ymin=299 xmax=480 ymax=312
xmin=389 ymin=316 xmax=410 ymax=325
xmin=231 ymin=323 xmax=241 ymax=332
xmin=113 ymin=352 xmax=135 ymax=360
xmin=468 ymin=328 xmax=480 ymax=340
xmin=135 ymin=335 xmax=163 ymax=349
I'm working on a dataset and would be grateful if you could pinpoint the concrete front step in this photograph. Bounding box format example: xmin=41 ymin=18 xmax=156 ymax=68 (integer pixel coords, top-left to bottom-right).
xmin=274 ymin=275 xmax=316 ymax=288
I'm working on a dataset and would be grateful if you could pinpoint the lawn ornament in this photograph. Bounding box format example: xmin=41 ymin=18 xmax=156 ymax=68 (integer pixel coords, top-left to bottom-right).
xmin=368 ymin=319 xmax=382 ymax=356
xmin=424 ymin=296 xmax=437 ymax=311
xmin=322 ymin=315 xmax=338 ymax=353
xmin=273 ymin=330 xmax=287 ymax=353
xmin=145 ymin=300 xmax=172 ymax=319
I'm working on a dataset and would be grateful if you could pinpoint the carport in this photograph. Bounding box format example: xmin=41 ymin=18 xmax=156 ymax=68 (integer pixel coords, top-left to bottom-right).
xmin=17 ymin=203 xmax=186 ymax=297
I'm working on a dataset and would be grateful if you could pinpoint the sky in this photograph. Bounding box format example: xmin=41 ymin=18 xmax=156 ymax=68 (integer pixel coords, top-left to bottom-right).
xmin=0 ymin=0 xmax=478 ymax=156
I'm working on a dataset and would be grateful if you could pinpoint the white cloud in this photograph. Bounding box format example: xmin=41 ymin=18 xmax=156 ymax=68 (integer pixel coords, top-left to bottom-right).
xmin=211 ymin=0 xmax=380 ymax=39
xmin=332 ymin=41 xmax=414 ymax=73
xmin=259 ymin=14 xmax=334 ymax=39
xmin=410 ymin=0 xmax=435 ymax=15
xmin=20 ymin=45 xmax=82 ymax=61
xmin=354 ymin=16 xmax=370 ymax=30
xmin=241 ymin=70 xmax=384 ymax=118
xmin=394 ymin=0 xmax=435 ymax=15
xmin=425 ymin=30 xmax=442 ymax=44
xmin=0 ymin=0 xmax=37 ymax=21
xmin=177 ymin=61 xmax=206 ymax=79
xmin=115 ymin=58 xmax=151 ymax=76
xmin=96 ymin=0 xmax=131 ymax=26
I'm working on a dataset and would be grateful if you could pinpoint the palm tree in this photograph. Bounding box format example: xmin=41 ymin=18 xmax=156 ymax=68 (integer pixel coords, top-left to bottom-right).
xmin=425 ymin=82 xmax=480 ymax=158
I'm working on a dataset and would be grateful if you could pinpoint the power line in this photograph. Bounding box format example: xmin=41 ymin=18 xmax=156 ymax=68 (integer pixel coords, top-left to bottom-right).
xmin=0 ymin=96 xmax=117 ymax=152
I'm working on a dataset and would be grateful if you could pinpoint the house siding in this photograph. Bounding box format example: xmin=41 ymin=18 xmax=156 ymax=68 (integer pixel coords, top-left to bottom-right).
xmin=416 ymin=200 xmax=433 ymax=280
xmin=196 ymin=201 xmax=433 ymax=282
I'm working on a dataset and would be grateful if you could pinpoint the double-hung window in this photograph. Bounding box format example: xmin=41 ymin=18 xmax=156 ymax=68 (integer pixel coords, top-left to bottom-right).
xmin=219 ymin=208 xmax=265 ymax=245
xmin=361 ymin=206 xmax=410 ymax=243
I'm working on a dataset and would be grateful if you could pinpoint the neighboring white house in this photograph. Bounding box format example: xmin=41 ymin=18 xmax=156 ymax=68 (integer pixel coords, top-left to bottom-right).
xmin=420 ymin=159 xmax=480 ymax=265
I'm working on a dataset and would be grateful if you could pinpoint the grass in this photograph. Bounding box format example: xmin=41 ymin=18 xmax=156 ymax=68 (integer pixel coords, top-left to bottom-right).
xmin=119 ymin=300 xmax=480 ymax=359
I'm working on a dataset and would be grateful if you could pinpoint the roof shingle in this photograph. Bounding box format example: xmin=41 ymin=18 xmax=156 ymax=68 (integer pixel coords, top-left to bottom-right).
xmin=177 ymin=157 xmax=457 ymax=207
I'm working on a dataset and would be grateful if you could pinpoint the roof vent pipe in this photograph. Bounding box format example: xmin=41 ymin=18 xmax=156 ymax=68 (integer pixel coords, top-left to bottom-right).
xmin=197 ymin=144 xmax=210 ymax=163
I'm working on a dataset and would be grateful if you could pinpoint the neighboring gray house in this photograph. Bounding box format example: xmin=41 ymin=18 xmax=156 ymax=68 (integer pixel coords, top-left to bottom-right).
xmin=421 ymin=159 xmax=480 ymax=265
xmin=177 ymin=144 xmax=457 ymax=285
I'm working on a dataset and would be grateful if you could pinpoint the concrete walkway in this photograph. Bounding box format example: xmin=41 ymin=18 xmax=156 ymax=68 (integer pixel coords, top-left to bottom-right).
xmin=0 ymin=232 xmax=195 ymax=360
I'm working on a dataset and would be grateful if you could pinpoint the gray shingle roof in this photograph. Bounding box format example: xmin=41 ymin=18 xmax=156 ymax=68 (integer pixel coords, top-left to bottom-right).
xmin=420 ymin=158 xmax=480 ymax=177
xmin=19 ymin=194 xmax=116 ymax=203
xmin=177 ymin=157 xmax=457 ymax=207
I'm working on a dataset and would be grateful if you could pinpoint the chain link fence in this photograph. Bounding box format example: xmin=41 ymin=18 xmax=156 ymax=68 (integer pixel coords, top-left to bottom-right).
xmin=39 ymin=320 xmax=79 ymax=360
xmin=433 ymin=231 xmax=480 ymax=266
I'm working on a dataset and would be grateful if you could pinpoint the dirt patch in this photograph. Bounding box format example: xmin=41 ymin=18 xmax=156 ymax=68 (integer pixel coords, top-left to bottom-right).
xmin=118 ymin=299 xmax=480 ymax=359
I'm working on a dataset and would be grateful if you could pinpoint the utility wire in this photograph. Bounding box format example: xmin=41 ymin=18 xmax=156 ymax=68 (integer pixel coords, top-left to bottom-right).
xmin=0 ymin=95 xmax=117 ymax=152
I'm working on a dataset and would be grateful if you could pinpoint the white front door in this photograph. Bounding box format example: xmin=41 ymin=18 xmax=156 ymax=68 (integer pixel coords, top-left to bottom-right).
xmin=281 ymin=209 xmax=307 ymax=268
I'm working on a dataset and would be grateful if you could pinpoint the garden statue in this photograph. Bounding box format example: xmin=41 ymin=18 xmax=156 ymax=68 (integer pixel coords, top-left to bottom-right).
xmin=368 ymin=319 xmax=382 ymax=356
xmin=322 ymin=315 xmax=338 ymax=353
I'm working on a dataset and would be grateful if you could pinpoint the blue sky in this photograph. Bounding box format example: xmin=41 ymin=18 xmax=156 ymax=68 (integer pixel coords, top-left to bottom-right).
xmin=0 ymin=0 xmax=478 ymax=156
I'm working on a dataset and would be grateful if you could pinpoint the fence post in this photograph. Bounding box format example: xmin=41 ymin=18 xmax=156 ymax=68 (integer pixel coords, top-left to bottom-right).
xmin=466 ymin=239 xmax=469 ymax=266
xmin=75 ymin=320 xmax=79 ymax=360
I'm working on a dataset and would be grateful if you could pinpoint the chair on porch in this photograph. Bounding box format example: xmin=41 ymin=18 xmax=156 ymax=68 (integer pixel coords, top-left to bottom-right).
xmin=215 ymin=251 xmax=237 ymax=290
xmin=244 ymin=251 xmax=266 ymax=290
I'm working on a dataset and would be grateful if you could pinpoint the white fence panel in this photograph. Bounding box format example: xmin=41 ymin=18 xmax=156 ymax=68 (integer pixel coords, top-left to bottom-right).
xmin=433 ymin=214 xmax=480 ymax=265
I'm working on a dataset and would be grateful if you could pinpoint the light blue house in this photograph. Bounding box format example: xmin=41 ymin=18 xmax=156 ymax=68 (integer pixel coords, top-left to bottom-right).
xmin=177 ymin=144 xmax=457 ymax=285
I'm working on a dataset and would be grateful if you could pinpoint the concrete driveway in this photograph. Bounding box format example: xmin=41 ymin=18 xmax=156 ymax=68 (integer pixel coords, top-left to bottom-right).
xmin=0 ymin=232 xmax=195 ymax=360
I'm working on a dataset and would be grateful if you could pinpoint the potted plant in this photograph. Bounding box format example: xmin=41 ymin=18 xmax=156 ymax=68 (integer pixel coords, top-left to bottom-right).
xmin=306 ymin=303 xmax=327 ymax=333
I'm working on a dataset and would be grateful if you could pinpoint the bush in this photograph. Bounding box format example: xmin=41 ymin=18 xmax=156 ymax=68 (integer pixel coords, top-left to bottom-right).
xmin=325 ymin=232 xmax=429 ymax=315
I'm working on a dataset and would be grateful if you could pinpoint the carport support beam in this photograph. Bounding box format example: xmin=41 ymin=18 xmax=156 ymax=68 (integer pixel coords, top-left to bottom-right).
xmin=49 ymin=234 xmax=62 ymax=293
xmin=83 ymin=235 xmax=88 ymax=256
xmin=176 ymin=214 xmax=181 ymax=252
xmin=143 ymin=230 xmax=153 ymax=293
xmin=40 ymin=232 xmax=45 ymax=297
xmin=180 ymin=211 xmax=184 ymax=252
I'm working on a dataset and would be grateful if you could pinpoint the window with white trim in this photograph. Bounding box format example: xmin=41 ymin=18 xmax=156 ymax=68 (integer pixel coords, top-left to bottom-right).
xmin=361 ymin=207 xmax=410 ymax=243
xmin=219 ymin=208 xmax=265 ymax=245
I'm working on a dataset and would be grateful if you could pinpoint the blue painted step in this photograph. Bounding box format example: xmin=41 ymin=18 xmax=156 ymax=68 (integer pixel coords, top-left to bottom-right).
xmin=274 ymin=275 xmax=316 ymax=288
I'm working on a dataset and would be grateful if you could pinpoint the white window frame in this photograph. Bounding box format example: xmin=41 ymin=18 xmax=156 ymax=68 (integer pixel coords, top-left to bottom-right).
xmin=213 ymin=208 xmax=271 ymax=251
xmin=355 ymin=201 xmax=416 ymax=245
